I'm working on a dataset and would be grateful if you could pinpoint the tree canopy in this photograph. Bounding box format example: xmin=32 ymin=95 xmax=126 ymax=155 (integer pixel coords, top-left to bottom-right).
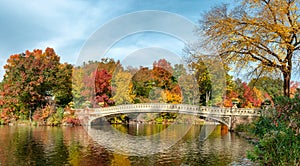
xmin=198 ymin=0 xmax=300 ymax=97
xmin=0 ymin=48 xmax=72 ymax=122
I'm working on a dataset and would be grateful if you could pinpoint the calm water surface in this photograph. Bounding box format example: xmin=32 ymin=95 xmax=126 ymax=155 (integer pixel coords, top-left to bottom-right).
xmin=0 ymin=124 xmax=254 ymax=166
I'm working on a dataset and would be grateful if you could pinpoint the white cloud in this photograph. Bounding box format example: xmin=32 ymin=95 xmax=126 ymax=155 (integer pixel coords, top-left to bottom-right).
xmin=0 ymin=0 xmax=227 ymax=80
xmin=76 ymin=11 xmax=196 ymax=66
xmin=0 ymin=0 xmax=131 ymax=80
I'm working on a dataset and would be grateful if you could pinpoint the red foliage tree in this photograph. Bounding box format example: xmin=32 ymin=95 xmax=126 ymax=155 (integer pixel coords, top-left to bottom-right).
xmin=94 ymin=69 xmax=114 ymax=107
xmin=152 ymin=59 xmax=176 ymax=90
xmin=290 ymin=81 xmax=300 ymax=98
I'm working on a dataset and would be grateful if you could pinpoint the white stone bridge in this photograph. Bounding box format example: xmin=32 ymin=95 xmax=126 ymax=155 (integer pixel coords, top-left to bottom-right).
xmin=76 ymin=103 xmax=261 ymax=130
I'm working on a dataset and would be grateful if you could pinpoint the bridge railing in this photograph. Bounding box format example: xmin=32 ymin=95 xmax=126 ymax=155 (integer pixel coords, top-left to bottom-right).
xmin=75 ymin=103 xmax=260 ymax=117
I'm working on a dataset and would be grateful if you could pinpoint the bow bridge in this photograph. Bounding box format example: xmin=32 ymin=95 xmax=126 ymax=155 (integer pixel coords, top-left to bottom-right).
xmin=76 ymin=103 xmax=261 ymax=130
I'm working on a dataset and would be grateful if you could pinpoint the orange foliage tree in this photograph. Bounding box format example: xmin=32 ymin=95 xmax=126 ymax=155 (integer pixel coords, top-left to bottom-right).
xmin=0 ymin=48 xmax=72 ymax=123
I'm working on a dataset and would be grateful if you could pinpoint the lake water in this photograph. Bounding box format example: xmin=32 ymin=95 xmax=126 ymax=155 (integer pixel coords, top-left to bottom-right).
xmin=0 ymin=124 xmax=254 ymax=166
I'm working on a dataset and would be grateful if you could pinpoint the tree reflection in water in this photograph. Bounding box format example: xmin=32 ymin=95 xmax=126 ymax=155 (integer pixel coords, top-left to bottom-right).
xmin=0 ymin=124 xmax=253 ymax=166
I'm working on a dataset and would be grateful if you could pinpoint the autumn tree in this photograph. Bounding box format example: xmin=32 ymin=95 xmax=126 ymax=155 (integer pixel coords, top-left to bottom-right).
xmin=72 ymin=59 xmax=118 ymax=108
xmin=94 ymin=69 xmax=114 ymax=107
xmin=112 ymin=71 xmax=133 ymax=105
xmin=152 ymin=59 xmax=177 ymax=90
xmin=161 ymin=85 xmax=182 ymax=104
xmin=198 ymin=0 xmax=300 ymax=97
xmin=228 ymin=80 xmax=271 ymax=108
xmin=130 ymin=59 xmax=182 ymax=103
xmin=0 ymin=48 xmax=72 ymax=122
xmin=72 ymin=62 xmax=99 ymax=108
xmin=94 ymin=58 xmax=119 ymax=107
xmin=241 ymin=83 xmax=261 ymax=108
xmin=152 ymin=59 xmax=181 ymax=120
xmin=72 ymin=67 xmax=86 ymax=108
xmin=97 ymin=58 xmax=120 ymax=74
xmin=130 ymin=67 xmax=154 ymax=103
xmin=290 ymin=81 xmax=300 ymax=97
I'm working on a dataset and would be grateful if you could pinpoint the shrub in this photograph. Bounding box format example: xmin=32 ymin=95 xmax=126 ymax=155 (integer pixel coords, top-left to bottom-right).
xmin=62 ymin=106 xmax=81 ymax=126
xmin=248 ymin=95 xmax=300 ymax=165
xmin=47 ymin=108 xmax=64 ymax=126
xmin=32 ymin=105 xmax=53 ymax=125
xmin=235 ymin=123 xmax=252 ymax=132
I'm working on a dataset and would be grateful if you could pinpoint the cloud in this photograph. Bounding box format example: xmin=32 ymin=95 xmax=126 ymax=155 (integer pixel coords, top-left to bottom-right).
xmin=121 ymin=47 xmax=183 ymax=68
xmin=76 ymin=11 xmax=197 ymax=66
xmin=104 ymin=32 xmax=184 ymax=62
xmin=0 ymin=0 xmax=131 ymax=79
xmin=0 ymin=0 xmax=230 ymax=80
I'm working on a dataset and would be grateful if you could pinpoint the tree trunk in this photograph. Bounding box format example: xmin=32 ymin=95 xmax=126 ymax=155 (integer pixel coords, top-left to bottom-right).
xmin=283 ymin=71 xmax=291 ymax=97
xmin=205 ymin=91 xmax=211 ymax=106
xmin=29 ymin=109 xmax=32 ymax=123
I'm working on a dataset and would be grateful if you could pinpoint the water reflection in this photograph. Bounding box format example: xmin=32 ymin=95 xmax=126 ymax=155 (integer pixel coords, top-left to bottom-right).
xmin=88 ymin=123 xmax=193 ymax=156
xmin=0 ymin=124 xmax=253 ymax=166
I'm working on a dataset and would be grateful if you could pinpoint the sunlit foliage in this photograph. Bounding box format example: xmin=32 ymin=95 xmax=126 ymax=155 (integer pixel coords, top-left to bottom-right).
xmin=0 ymin=48 xmax=72 ymax=123
xmin=197 ymin=0 xmax=300 ymax=97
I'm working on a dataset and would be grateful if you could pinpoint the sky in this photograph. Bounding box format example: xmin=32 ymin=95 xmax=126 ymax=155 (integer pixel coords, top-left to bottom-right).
xmin=0 ymin=0 xmax=231 ymax=80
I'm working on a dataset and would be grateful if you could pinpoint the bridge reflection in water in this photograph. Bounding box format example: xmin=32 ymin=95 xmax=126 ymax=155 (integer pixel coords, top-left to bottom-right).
xmin=87 ymin=123 xmax=232 ymax=156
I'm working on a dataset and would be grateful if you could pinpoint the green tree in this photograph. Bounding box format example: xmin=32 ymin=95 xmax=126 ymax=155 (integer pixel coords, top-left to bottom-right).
xmin=173 ymin=64 xmax=187 ymax=79
xmin=188 ymin=56 xmax=227 ymax=106
xmin=248 ymin=76 xmax=283 ymax=99
xmin=178 ymin=73 xmax=198 ymax=104
xmin=198 ymin=0 xmax=300 ymax=97
xmin=191 ymin=60 xmax=212 ymax=106
xmin=53 ymin=63 xmax=73 ymax=107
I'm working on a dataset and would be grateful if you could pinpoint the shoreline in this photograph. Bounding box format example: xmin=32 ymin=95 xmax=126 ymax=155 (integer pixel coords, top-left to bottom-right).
xmin=235 ymin=131 xmax=259 ymax=144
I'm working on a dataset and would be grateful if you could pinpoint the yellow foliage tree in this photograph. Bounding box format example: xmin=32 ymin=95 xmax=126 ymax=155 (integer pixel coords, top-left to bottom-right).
xmin=198 ymin=0 xmax=300 ymax=97
xmin=112 ymin=71 xmax=133 ymax=105
xmin=161 ymin=90 xmax=183 ymax=104
xmin=253 ymin=87 xmax=264 ymax=102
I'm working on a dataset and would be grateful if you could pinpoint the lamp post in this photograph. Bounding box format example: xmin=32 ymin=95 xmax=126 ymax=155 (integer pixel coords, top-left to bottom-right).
xmin=231 ymin=98 xmax=239 ymax=108
xmin=229 ymin=98 xmax=239 ymax=131
xmin=261 ymin=99 xmax=271 ymax=116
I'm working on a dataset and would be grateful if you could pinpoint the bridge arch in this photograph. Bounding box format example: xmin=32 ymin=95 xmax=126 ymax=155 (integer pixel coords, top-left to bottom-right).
xmin=74 ymin=103 xmax=248 ymax=128
xmin=76 ymin=103 xmax=260 ymax=131
xmin=198 ymin=115 xmax=230 ymax=128
xmin=89 ymin=112 xmax=231 ymax=129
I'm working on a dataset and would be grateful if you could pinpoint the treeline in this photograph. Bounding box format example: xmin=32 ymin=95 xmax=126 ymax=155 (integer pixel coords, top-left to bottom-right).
xmin=0 ymin=48 xmax=299 ymax=125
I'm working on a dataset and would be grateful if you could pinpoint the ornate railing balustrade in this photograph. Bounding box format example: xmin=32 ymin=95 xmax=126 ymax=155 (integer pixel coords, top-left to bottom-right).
xmin=76 ymin=103 xmax=260 ymax=117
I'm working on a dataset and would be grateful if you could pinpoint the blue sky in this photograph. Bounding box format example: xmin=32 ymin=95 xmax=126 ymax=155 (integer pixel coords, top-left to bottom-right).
xmin=0 ymin=0 xmax=231 ymax=80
